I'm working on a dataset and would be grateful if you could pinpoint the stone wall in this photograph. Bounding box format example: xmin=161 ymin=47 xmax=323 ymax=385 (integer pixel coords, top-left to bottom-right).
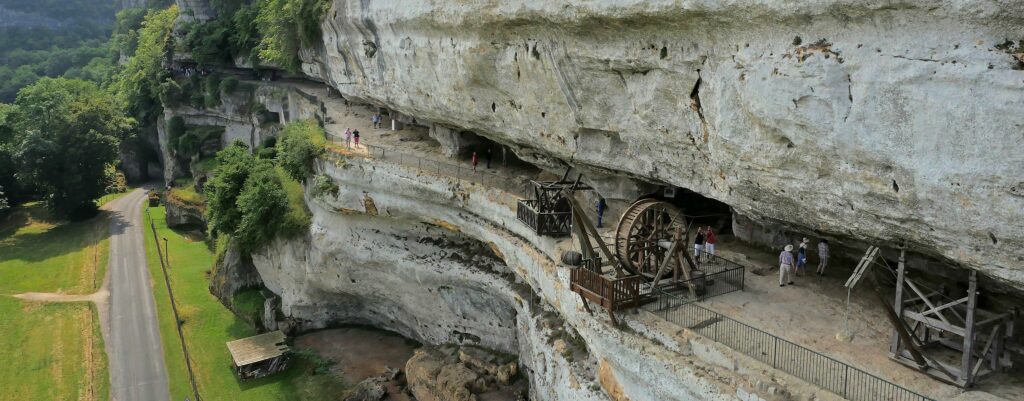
xmin=299 ymin=0 xmax=1024 ymax=289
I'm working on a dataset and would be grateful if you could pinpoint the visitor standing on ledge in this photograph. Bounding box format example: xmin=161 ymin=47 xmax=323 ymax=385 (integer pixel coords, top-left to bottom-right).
xmin=694 ymin=228 xmax=705 ymax=262
xmin=779 ymin=244 xmax=795 ymax=287
xmin=372 ymin=112 xmax=382 ymax=129
xmin=344 ymin=128 xmax=352 ymax=148
xmin=816 ymin=239 xmax=830 ymax=276
xmin=485 ymin=147 xmax=492 ymax=169
xmin=471 ymin=151 xmax=478 ymax=172
xmin=596 ymin=197 xmax=607 ymax=228
xmin=796 ymin=238 xmax=809 ymax=276
xmin=353 ymin=129 xmax=360 ymax=147
xmin=704 ymin=226 xmax=717 ymax=257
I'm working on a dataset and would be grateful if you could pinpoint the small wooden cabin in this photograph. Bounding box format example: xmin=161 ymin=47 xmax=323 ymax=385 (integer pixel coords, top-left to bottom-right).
xmin=226 ymin=331 xmax=290 ymax=381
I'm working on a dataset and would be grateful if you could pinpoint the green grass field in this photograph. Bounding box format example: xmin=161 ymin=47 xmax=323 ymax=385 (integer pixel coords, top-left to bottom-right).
xmin=142 ymin=204 xmax=347 ymax=401
xmin=0 ymin=203 xmax=111 ymax=401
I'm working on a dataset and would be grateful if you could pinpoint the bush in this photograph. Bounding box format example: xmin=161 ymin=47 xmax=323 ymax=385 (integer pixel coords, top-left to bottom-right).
xmin=256 ymin=146 xmax=277 ymax=160
xmin=311 ymin=174 xmax=337 ymax=198
xmin=220 ymin=76 xmax=239 ymax=94
xmin=276 ymin=119 xmax=325 ymax=183
xmin=255 ymin=0 xmax=329 ymax=71
xmin=167 ymin=115 xmax=186 ymax=139
xmin=104 ymin=164 xmax=128 ymax=194
xmin=233 ymin=161 xmax=288 ymax=252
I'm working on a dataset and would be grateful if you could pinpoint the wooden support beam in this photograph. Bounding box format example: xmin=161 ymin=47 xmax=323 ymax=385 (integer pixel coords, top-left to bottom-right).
xmin=918 ymin=297 xmax=969 ymax=320
xmin=891 ymin=248 xmax=907 ymax=355
xmin=903 ymin=311 xmax=967 ymax=337
xmin=971 ymin=324 xmax=1000 ymax=378
xmin=566 ymin=196 xmax=637 ymax=277
xmin=905 ymin=279 xmax=954 ymax=325
xmin=872 ymin=267 xmax=929 ymax=368
xmin=961 ymin=271 xmax=979 ymax=386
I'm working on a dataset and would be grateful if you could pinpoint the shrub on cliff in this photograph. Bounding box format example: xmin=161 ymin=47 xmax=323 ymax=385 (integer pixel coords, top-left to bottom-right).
xmin=255 ymin=0 xmax=329 ymax=71
xmin=276 ymin=119 xmax=325 ymax=183
xmin=205 ymin=141 xmax=308 ymax=253
xmin=234 ymin=162 xmax=289 ymax=252
xmin=111 ymin=6 xmax=177 ymax=124
xmin=205 ymin=142 xmax=254 ymax=236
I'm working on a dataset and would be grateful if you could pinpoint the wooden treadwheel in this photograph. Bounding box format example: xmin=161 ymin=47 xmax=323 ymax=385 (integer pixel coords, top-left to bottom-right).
xmin=614 ymin=199 xmax=686 ymax=274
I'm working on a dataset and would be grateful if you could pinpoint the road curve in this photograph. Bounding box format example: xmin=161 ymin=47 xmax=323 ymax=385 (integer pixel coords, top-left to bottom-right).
xmin=104 ymin=189 xmax=170 ymax=401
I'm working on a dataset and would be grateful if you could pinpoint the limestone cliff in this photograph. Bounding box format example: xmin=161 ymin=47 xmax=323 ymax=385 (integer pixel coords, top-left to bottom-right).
xmin=295 ymin=0 xmax=1024 ymax=288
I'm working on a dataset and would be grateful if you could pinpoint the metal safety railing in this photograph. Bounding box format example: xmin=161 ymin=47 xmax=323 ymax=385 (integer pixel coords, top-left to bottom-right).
xmin=646 ymin=285 xmax=935 ymax=401
xmin=322 ymin=132 xmax=531 ymax=197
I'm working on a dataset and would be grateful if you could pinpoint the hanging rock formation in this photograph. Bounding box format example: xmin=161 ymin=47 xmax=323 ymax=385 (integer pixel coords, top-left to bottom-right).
xmin=297 ymin=0 xmax=1024 ymax=288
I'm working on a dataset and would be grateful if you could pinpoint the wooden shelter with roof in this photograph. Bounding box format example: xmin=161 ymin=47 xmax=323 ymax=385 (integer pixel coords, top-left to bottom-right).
xmin=226 ymin=330 xmax=291 ymax=381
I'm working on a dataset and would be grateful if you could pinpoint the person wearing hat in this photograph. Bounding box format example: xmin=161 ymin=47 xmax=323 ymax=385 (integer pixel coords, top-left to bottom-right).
xmin=795 ymin=238 xmax=809 ymax=276
xmin=779 ymin=244 xmax=795 ymax=286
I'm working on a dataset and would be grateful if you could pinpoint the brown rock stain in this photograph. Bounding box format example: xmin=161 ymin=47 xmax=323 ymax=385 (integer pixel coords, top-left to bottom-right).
xmin=598 ymin=358 xmax=632 ymax=401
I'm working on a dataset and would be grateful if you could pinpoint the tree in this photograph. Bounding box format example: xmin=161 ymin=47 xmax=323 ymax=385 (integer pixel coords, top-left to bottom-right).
xmin=276 ymin=119 xmax=325 ymax=183
xmin=13 ymin=78 xmax=131 ymax=218
xmin=255 ymin=0 xmax=328 ymax=71
xmin=111 ymin=6 xmax=178 ymax=124
xmin=0 ymin=185 xmax=8 ymax=213
xmin=234 ymin=161 xmax=288 ymax=252
xmin=205 ymin=141 xmax=256 ymax=235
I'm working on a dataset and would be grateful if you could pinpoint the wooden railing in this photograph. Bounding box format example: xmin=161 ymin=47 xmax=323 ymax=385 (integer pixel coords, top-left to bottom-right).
xmin=516 ymin=199 xmax=572 ymax=236
xmin=570 ymin=268 xmax=644 ymax=312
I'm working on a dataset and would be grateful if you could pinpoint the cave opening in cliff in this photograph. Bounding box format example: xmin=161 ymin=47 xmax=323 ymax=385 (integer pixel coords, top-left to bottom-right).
xmin=651 ymin=186 xmax=732 ymax=234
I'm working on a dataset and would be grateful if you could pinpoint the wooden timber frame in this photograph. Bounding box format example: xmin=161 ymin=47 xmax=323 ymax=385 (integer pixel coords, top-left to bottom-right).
xmin=888 ymin=249 xmax=1015 ymax=387
xmin=558 ymin=174 xmax=700 ymax=323
xmin=515 ymin=171 xmax=592 ymax=237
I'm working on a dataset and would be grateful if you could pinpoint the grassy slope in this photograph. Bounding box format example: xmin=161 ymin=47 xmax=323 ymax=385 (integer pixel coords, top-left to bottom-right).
xmin=141 ymin=204 xmax=346 ymax=401
xmin=0 ymin=203 xmax=110 ymax=294
xmin=0 ymin=203 xmax=111 ymax=401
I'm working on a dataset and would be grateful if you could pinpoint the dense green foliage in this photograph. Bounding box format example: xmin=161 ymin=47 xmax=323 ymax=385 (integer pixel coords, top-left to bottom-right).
xmin=0 ymin=0 xmax=117 ymax=100
xmin=277 ymin=119 xmax=326 ymax=182
xmin=112 ymin=6 xmax=178 ymax=124
xmin=205 ymin=136 xmax=312 ymax=253
xmin=255 ymin=0 xmax=329 ymax=70
xmin=182 ymin=0 xmax=327 ymax=71
xmin=7 ymin=78 xmax=131 ymax=218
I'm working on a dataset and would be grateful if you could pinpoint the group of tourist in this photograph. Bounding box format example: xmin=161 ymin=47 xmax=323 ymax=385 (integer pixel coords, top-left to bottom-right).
xmin=693 ymin=227 xmax=718 ymax=260
xmin=342 ymin=128 xmax=360 ymax=148
xmin=777 ymin=238 xmax=830 ymax=287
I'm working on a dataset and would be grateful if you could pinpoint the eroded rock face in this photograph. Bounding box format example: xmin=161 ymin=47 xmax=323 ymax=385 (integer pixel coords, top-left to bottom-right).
xmin=209 ymin=240 xmax=263 ymax=304
xmin=164 ymin=199 xmax=205 ymax=229
xmin=302 ymin=0 xmax=1024 ymax=288
xmin=406 ymin=345 xmax=523 ymax=401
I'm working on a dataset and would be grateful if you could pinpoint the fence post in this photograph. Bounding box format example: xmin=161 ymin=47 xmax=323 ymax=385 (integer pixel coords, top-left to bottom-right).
xmin=842 ymin=365 xmax=849 ymax=398
xmin=772 ymin=337 xmax=778 ymax=368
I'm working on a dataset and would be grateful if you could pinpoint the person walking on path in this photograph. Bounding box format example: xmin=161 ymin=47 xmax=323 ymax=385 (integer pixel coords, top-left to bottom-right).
xmin=795 ymin=238 xmax=809 ymax=276
xmin=471 ymin=151 xmax=478 ymax=172
xmin=485 ymin=147 xmax=492 ymax=169
xmin=372 ymin=112 xmax=382 ymax=129
xmin=779 ymin=244 xmax=795 ymax=287
xmin=704 ymin=226 xmax=717 ymax=258
xmin=344 ymin=128 xmax=352 ymax=148
xmin=693 ymin=228 xmax=705 ymax=262
xmin=353 ymin=129 xmax=360 ymax=147
xmin=596 ymin=197 xmax=607 ymax=228
xmin=816 ymin=239 xmax=830 ymax=276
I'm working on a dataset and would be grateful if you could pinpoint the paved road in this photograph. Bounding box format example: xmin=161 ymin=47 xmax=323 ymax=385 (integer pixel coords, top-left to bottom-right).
xmin=105 ymin=189 xmax=170 ymax=401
